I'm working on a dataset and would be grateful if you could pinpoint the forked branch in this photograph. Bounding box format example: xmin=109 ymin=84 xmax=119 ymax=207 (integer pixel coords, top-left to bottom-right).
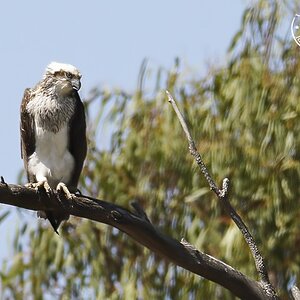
xmin=166 ymin=90 xmax=278 ymax=298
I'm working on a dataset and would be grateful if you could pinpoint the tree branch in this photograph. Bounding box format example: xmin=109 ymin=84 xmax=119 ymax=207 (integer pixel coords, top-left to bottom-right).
xmin=291 ymin=286 xmax=300 ymax=300
xmin=166 ymin=90 xmax=278 ymax=299
xmin=0 ymin=181 xmax=270 ymax=299
xmin=0 ymin=91 xmax=285 ymax=299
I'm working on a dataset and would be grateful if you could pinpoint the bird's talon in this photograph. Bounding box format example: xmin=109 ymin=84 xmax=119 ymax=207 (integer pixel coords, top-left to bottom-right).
xmin=56 ymin=182 xmax=73 ymax=200
xmin=25 ymin=182 xmax=36 ymax=189
xmin=26 ymin=181 xmax=52 ymax=196
xmin=42 ymin=181 xmax=52 ymax=196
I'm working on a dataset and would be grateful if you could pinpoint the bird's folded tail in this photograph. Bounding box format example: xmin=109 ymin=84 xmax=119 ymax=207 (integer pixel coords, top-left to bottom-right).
xmin=46 ymin=212 xmax=62 ymax=234
xmin=37 ymin=210 xmax=66 ymax=235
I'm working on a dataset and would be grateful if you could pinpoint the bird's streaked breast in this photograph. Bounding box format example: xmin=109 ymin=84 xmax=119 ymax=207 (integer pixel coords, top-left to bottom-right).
xmin=26 ymin=92 xmax=75 ymax=133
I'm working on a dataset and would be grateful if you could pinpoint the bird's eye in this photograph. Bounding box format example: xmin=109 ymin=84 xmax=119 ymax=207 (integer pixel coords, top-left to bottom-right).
xmin=66 ymin=72 xmax=73 ymax=79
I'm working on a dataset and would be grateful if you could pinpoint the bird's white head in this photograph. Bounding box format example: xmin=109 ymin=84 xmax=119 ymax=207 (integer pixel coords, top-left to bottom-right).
xmin=44 ymin=62 xmax=82 ymax=91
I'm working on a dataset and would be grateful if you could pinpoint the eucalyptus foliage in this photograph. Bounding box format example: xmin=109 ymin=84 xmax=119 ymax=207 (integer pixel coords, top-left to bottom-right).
xmin=1 ymin=1 xmax=299 ymax=299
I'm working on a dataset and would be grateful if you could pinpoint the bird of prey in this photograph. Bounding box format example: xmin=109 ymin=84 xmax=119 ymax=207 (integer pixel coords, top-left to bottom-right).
xmin=20 ymin=62 xmax=87 ymax=233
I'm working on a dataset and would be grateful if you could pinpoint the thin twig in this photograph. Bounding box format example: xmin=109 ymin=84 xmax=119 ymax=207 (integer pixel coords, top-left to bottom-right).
xmin=166 ymin=90 xmax=220 ymax=194
xmin=166 ymin=90 xmax=277 ymax=297
xmin=291 ymin=286 xmax=300 ymax=300
xmin=0 ymin=176 xmax=7 ymax=185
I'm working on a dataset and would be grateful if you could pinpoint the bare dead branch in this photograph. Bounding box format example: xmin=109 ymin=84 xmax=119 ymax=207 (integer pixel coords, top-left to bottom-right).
xmin=166 ymin=91 xmax=278 ymax=299
xmin=0 ymin=182 xmax=270 ymax=300
xmin=291 ymin=286 xmax=300 ymax=300
xmin=166 ymin=90 xmax=219 ymax=194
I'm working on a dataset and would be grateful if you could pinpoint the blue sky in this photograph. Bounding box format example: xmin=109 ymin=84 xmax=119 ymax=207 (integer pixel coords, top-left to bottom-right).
xmin=0 ymin=1 xmax=245 ymax=261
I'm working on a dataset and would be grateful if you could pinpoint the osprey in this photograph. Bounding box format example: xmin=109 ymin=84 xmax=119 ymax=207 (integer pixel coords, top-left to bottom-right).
xmin=20 ymin=62 xmax=87 ymax=233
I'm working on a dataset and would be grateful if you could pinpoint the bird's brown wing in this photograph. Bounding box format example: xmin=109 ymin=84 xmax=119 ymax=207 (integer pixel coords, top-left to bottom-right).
xmin=20 ymin=88 xmax=36 ymax=182
xmin=68 ymin=90 xmax=87 ymax=190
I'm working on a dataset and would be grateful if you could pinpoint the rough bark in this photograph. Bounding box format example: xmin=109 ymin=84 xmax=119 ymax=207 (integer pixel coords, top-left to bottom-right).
xmin=0 ymin=181 xmax=270 ymax=299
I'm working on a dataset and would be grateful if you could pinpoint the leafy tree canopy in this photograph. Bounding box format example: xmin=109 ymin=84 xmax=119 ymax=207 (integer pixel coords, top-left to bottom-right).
xmin=1 ymin=1 xmax=299 ymax=299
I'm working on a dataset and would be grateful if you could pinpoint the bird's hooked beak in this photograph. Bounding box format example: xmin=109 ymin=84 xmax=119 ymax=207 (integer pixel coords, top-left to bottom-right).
xmin=71 ymin=78 xmax=81 ymax=91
